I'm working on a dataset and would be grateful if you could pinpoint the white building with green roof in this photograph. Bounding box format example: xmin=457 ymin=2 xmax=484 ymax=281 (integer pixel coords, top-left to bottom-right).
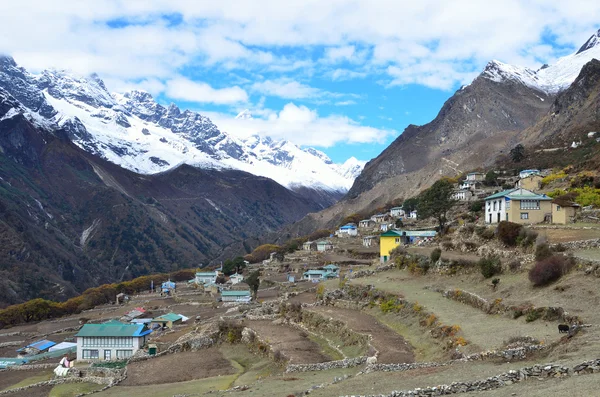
xmin=485 ymin=188 xmax=551 ymax=224
xmin=75 ymin=321 xmax=151 ymax=361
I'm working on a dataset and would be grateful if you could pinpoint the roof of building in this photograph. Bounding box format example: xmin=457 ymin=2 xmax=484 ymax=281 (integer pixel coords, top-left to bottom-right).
xmin=304 ymin=270 xmax=330 ymax=275
xmin=390 ymin=207 xmax=403 ymax=210
xmin=340 ymin=224 xmax=357 ymax=229
xmin=76 ymin=322 xmax=151 ymax=338
xmin=17 ymin=339 xmax=56 ymax=352
xmin=316 ymin=240 xmax=331 ymax=245
xmin=380 ymin=230 xmax=437 ymax=237
xmin=468 ymin=172 xmax=484 ymax=175
xmin=154 ymin=313 xmax=182 ymax=322
xmin=485 ymin=188 xmax=551 ymax=201
xmin=161 ymin=281 xmax=176 ymax=288
xmin=359 ymin=219 xmax=373 ymax=222
xmin=552 ymin=198 xmax=581 ymax=207
xmin=363 ymin=235 xmax=377 ymax=239
xmin=48 ymin=342 xmax=77 ymax=351
xmin=323 ymin=264 xmax=339 ymax=270
xmin=196 ymin=272 xmax=217 ymax=277
xmin=221 ymin=290 xmax=251 ymax=296
xmin=0 ymin=358 xmax=28 ymax=368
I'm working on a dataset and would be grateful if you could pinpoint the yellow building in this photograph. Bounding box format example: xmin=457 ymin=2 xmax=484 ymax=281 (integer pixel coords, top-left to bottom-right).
xmin=516 ymin=174 xmax=543 ymax=191
xmin=485 ymin=188 xmax=552 ymax=224
xmin=379 ymin=230 xmax=437 ymax=262
xmin=551 ymin=198 xmax=580 ymax=224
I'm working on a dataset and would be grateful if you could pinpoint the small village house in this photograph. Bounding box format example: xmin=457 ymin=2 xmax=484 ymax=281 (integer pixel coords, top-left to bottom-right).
xmin=323 ymin=264 xmax=339 ymax=275
xmin=551 ymin=198 xmax=580 ymax=224
xmin=459 ymin=180 xmax=479 ymax=190
xmin=466 ymin=172 xmax=485 ymax=181
xmin=48 ymin=342 xmax=77 ymax=353
xmin=371 ymin=213 xmax=389 ymax=223
xmin=519 ymin=169 xmax=541 ymax=179
xmin=408 ymin=210 xmax=418 ymax=219
xmin=229 ymin=273 xmax=244 ymax=284
xmin=152 ymin=313 xmax=183 ymax=329
xmin=379 ymin=230 xmax=437 ymax=263
xmin=516 ymin=173 xmax=543 ymax=191
xmin=358 ymin=219 xmax=375 ymax=228
xmin=302 ymin=269 xmax=337 ymax=281
xmin=220 ymin=290 xmax=252 ymax=303
xmin=390 ymin=207 xmax=405 ymax=217
xmin=337 ymin=223 xmax=358 ymax=237
xmin=316 ymin=240 xmax=333 ymax=252
xmin=380 ymin=223 xmax=390 ymax=232
xmin=161 ymin=280 xmax=176 ymax=296
xmin=362 ymin=235 xmax=377 ymax=247
xmin=17 ymin=340 xmax=56 ymax=355
xmin=75 ymin=321 xmax=151 ymax=361
xmin=303 ymin=241 xmax=317 ymax=251
xmin=195 ymin=271 xmax=219 ymax=285
xmin=484 ymin=188 xmax=552 ymax=224
xmin=452 ymin=189 xmax=474 ymax=201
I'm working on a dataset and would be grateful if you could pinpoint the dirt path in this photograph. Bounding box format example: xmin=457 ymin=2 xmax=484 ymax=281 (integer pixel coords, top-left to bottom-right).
xmin=308 ymin=306 xmax=414 ymax=364
xmin=353 ymin=270 xmax=557 ymax=351
xmin=121 ymin=348 xmax=236 ymax=386
xmin=247 ymin=320 xmax=331 ymax=364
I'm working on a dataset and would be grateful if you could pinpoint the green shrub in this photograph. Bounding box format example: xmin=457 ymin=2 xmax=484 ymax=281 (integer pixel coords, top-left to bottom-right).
xmin=517 ymin=228 xmax=538 ymax=247
xmin=497 ymin=221 xmax=522 ymax=246
xmin=525 ymin=309 xmax=543 ymax=322
xmin=479 ymin=256 xmax=502 ymax=278
xmin=469 ymin=200 xmax=484 ymax=213
xmin=430 ymin=248 xmax=442 ymax=263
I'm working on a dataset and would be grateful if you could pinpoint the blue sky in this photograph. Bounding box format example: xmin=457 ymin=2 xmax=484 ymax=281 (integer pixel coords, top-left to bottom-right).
xmin=1 ymin=1 xmax=599 ymax=164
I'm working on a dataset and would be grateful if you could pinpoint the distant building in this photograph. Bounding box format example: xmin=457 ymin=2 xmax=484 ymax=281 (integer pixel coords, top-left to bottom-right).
xmin=380 ymin=223 xmax=390 ymax=232
xmin=323 ymin=264 xmax=339 ymax=275
xmin=152 ymin=313 xmax=183 ymax=329
xmin=161 ymin=280 xmax=176 ymax=295
xmin=551 ymin=198 xmax=580 ymax=225
xmin=358 ymin=219 xmax=375 ymax=228
xmin=362 ymin=235 xmax=377 ymax=247
xmin=390 ymin=207 xmax=405 ymax=217
xmin=195 ymin=271 xmax=219 ymax=285
xmin=17 ymin=340 xmax=56 ymax=355
xmin=408 ymin=210 xmax=418 ymax=219
xmin=221 ymin=290 xmax=252 ymax=303
xmin=459 ymin=180 xmax=479 ymax=190
xmin=371 ymin=214 xmax=389 ymax=223
xmin=229 ymin=273 xmax=244 ymax=284
xmin=316 ymin=240 xmax=333 ymax=252
xmin=452 ymin=189 xmax=475 ymax=201
xmin=75 ymin=321 xmax=151 ymax=361
xmin=337 ymin=223 xmax=358 ymax=237
xmin=379 ymin=230 xmax=437 ymax=263
xmin=466 ymin=172 xmax=485 ymax=181
xmin=484 ymin=188 xmax=551 ymax=224
xmin=302 ymin=269 xmax=337 ymax=281
xmin=303 ymin=241 xmax=317 ymax=251
xmin=519 ymin=169 xmax=541 ymax=179
xmin=516 ymin=174 xmax=543 ymax=191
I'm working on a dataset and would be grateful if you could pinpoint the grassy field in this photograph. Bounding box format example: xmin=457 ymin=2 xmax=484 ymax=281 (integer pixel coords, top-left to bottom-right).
xmin=49 ymin=382 xmax=104 ymax=397
xmin=1 ymin=372 xmax=53 ymax=391
xmin=573 ymin=248 xmax=600 ymax=261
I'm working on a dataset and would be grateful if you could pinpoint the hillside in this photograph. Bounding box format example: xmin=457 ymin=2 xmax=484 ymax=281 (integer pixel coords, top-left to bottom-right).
xmin=0 ymin=88 xmax=322 ymax=307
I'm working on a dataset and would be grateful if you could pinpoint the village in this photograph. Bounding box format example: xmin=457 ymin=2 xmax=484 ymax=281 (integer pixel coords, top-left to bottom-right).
xmin=1 ymin=168 xmax=600 ymax=396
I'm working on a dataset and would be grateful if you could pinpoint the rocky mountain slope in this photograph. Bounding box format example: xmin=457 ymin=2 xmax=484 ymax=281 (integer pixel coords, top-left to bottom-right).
xmin=0 ymin=87 xmax=323 ymax=307
xmin=286 ymin=29 xmax=600 ymax=236
xmin=0 ymin=57 xmax=364 ymax=208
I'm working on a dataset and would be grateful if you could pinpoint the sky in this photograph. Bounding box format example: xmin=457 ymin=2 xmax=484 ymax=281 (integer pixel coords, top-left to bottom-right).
xmin=0 ymin=1 xmax=599 ymax=163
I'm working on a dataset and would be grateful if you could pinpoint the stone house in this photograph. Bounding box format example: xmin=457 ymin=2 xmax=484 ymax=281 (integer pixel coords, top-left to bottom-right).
xmin=316 ymin=240 xmax=333 ymax=252
xmin=302 ymin=241 xmax=317 ymax=251
xmin=362 ymin=235 xmax=377 ymax=247
xmin=359 ymin=219 xmax=375 ymax=228
xmin=195 ymin=271 xmax=219 ymax=285
xmin=519 ymin=169 xmax=541 ymax=179
xmin=152 ymin=313 xmax=182 ymax=329
xmin=337 ymin=223 xmax=358 ymax=237
xmin=371 ymin=214 xmax=389 ymax=223
xmin=466 ymin=172 xmax=485 ymax=181
xmin=221 ymin=290 xmax=252 ymax=303
xmin=75 ymin=321 xmax=151 ymax=361
xmin=390 ymin=207 xmax=405 ymax=217
xmin=551 ymin=198 xmax=580 ymax=224
xmin=452 ymin=189 xmax=475 ymax=201
xmin=516 ymin=174 xmax=543 ymax=191
xmin=484 ymin=188 xmax=552 ymax=224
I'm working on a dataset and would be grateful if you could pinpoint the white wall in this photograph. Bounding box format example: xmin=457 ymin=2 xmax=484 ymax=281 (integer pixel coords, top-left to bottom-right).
xmin=485 ymin=198 xmax=506 ymax=223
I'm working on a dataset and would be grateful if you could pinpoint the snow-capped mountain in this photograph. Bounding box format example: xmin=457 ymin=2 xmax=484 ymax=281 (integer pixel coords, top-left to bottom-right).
xmin=0 ymin=57 xmax=365 ymax=196
xmin=482 ymin=28 xmax=600 ymax=94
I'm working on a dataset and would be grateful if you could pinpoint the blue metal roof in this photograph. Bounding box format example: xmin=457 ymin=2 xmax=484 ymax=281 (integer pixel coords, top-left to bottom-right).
xmin=17 ymin=339 xmax=56 ymax=352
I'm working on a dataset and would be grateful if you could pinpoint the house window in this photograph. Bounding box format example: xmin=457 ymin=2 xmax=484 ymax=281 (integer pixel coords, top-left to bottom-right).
xmin=556 ymin=205 xmax=561 ymax=211
xmin=499 ymin=200 xmax=502 ymax=211
xmin=116 ymin=350 xmax=133 ymax=359
xmin=83 ymin=349 xmax=99 ymax=359
xmin=493 ymin=201 xmax=497 ymax=211
xmin=520 ymin=213 xmax=529 ymax=220
xmin=520 ymin=200 xmax=540 ymax=210
xmin=395 ymin=238 xmax=400 ymax=243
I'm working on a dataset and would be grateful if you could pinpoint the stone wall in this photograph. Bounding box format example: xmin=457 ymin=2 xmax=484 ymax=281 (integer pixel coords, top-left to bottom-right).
xmin=286 ymin=356 xmax=368 ymax=373
xmin=551 ymin=238 xmax=600 ymax=250
xmin=346 ymin=360 xmax=600 ymax=397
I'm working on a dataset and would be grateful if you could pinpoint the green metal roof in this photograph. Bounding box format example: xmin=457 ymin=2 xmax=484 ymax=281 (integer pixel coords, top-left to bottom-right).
xmin=196 ymin=272 xmax=216 ymax=277
xmin=485 ymin=188 xmax=551 ymax=201
xmin=76 ymin=322 xmax=150 ymax=337
xmin=221 ymin=290 xmax=251 ymax=296
xmin=153 ymin=313 xmax=182 ymax=322
xmin=380 ymin=230 xmax=404 ymax=237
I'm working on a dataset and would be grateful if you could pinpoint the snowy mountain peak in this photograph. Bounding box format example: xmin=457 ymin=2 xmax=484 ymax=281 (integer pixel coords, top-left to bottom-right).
xmin=337 ymin=156 xmax=367 ymax=180
xmin=577 ymin=28 xmax=600 ymax=55
xmin=0 ymin=58 xmax=364 ymax=196
xmin=482 ymin=28 xmax=600 ymax=94
xmin=235 ymin=109 xmax=253 ymax=119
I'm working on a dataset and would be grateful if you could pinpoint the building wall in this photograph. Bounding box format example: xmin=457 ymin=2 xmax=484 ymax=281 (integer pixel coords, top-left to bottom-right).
xmin=380 ymin=236 xmax=401 ymax=262
xmin=518 ymin=176 xmax=543 ymax=191
xmin=77 ymin=336 xmax=145 ymax=361
xmin=485 ymin=198 xmax=507 ymax=223
xmin=507 ymin=199 xmax=551 ymax=224
xmin=552 ymin=204 xmax=576 ymax=224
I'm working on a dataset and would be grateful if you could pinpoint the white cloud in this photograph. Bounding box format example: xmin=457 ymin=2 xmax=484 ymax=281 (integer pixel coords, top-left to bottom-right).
xmin=207 ymin=103 xmax=395 ymax=147
xmin=251 ymin=80 xmax=322 ymax=99
xmin=330 ymin=68 xmax=368 ymax=81
xmin=335 ymin=100 xmax=357 ymax=106
xmin=165 ymin=77 xmax=248 ymax=104
xmin=325 ymin=45 xmax=356 ymax=62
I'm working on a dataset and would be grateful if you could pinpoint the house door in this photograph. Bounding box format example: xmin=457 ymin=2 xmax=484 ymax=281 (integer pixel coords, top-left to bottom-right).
xmin=489 ymin=214 xmax=492 ymax=223
xmin=497 ymin=213 xmax=500 ymax=223
xmin=104 ymin=350 xmax=111 ymax=360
